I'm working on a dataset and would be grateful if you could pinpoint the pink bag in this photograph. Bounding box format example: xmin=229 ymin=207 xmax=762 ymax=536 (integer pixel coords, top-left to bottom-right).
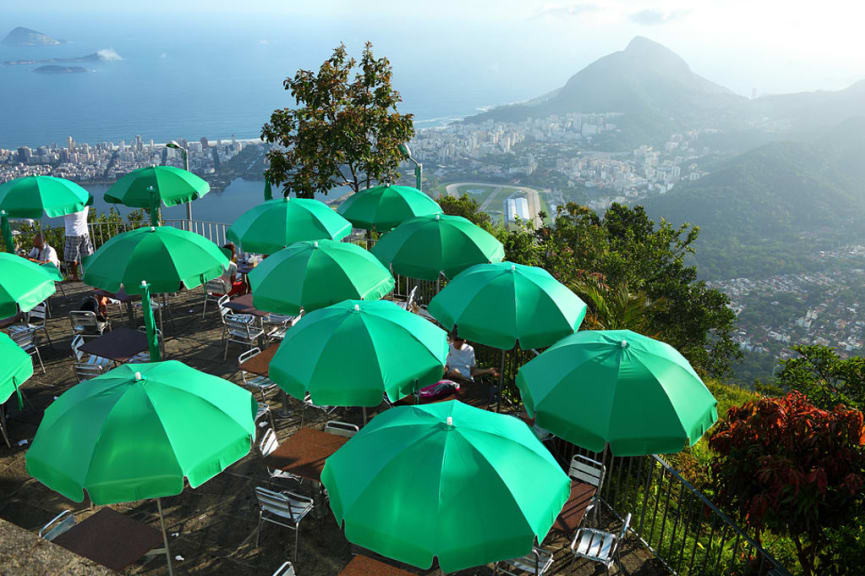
xmin=419 ymin=380 xmax=460 ymax=399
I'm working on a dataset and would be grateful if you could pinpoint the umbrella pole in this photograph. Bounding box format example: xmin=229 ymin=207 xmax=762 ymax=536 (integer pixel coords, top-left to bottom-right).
xmin=1 ymin=211 xmax=13 ymax=253
xmin=362 ymin=406 xmax=367 ymax=426
xmin=495 ymin=349 xmax=505 ymax=413
xmin=156 ymin=498 xmax=174 ymax=576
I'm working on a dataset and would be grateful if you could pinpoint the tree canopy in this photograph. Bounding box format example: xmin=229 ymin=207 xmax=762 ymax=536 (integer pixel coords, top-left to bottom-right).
xmin=261 ymin=43 xmax=415 ymax=198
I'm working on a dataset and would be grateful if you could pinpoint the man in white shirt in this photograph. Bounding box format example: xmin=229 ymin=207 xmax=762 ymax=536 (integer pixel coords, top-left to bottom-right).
xmin=63 ymin=207 xmax=92 ymax=281
xmin=445 ymin=333 xmax=498 ymax=382
xmin=28 ymin=234 xmax=60 ymax=269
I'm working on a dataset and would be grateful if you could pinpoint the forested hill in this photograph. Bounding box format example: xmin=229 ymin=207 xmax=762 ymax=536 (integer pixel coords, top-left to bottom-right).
xmin=642 ymin=118 xmax=865 ymax=280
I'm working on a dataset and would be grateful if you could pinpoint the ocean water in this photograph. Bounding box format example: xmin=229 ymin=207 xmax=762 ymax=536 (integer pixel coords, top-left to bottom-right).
xmin=0 ymin=11 xmax=562 ymax=149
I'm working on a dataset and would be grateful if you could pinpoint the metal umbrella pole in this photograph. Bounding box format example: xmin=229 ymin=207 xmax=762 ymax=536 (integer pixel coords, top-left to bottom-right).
xmin=156 ymin=497 xmax=174 ymax=576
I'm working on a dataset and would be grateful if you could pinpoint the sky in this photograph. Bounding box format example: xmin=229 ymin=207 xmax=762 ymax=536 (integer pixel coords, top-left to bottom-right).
xmin=4 ymin=0 xmax=865 ymax=98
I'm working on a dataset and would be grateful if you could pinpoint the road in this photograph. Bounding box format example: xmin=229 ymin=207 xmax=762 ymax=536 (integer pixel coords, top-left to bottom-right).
xmin=445 ymin=182 xmax=543 ymax=227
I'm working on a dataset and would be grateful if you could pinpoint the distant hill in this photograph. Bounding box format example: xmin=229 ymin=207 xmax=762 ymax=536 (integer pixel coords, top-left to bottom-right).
xmin=643 ymin=119 xmax=865 ymax=279
xmin=754 ymin=80 xmax=865 ymax=131
xmin=468 ymin=37 xmax=747 ymax=139
xmin=1 ymin=27 xmax=62 ymax=47
xmin=34 ymin=65 xmax=88 ymax=74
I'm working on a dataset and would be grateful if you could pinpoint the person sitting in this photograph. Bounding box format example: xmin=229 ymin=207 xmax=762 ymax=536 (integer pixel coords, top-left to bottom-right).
xmin=445 ymin=332 xmax=499 ymax=383
xmin=27 ymin=234 xmax=60 ymax=269
xmin=219 ymin=243 xmax=245 ymax=297
xmin=77 ymin=294 xmax=110 ymax=332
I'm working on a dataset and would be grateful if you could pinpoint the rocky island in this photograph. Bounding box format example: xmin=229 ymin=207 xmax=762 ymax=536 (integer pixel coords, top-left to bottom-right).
xmin=1 ymin=26 xmax=62 ymax=47
xmin=34 ymin=65 xmax=88 ymax=74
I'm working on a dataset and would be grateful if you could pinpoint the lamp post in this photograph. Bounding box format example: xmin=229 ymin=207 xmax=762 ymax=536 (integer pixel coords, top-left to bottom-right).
xmin=166 ymin=140 xmax=192 ymax=227
xmin=398 ymin=143 xmax=423 ymax=192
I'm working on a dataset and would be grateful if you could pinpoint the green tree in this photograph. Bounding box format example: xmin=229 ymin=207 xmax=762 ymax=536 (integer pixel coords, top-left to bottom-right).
xmin=262 ymin=42 xmax=415 ymax=198
xmin=775 ymin=345 xmax=865 ymax=412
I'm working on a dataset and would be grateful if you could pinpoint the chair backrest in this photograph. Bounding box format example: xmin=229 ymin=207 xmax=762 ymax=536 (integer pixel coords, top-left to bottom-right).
xmin=39 ymin=510 xmax=76 ymax=541
xmin=74 ymin=361 xmax=104 ymax=381
xmin=26 ymin=303 xmax=48 ymax=324
xmin=272 ymin=561 xmax=296 ymax=576
xmin=9 ymin=328 xmax=36 ymax=349
xmin=238 ymin=346 xmax=262 ymax=367
xmin=259 ymin=428 xmax=278 ymax=457
xmin=406 ymin=285 xmax=418 ymax=307
xmin=255 ymin=486 xmax=310 ymax=522
xmin=569 ymin=454 xmax=606 ymax=490
xmin=206 ymin=278 xmax=226 ymax=295
xmin=227 ymin=315 xmax=255 ymax=336
xmin=324 ymin=421 xmax=359 ymax=438
xmin=70 ymin=310 xmax=99 ymax=332
xmin=70 ymin=334 xmax=86 ymax=361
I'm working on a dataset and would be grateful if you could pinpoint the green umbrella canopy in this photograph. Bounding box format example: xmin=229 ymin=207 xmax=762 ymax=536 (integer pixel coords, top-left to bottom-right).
xmin=270 ymin=300 xmax=447 ymax=407
xmin=226 ymin=197 xmax=352 ymax=255
xmin=337 ymin=184 xmax=442 ymax=231
xmin=0 ymin=253 xmax=58 ymax=319
xmin=0 ymin=332 xmax=34 ymax=407
xmin=105 ymin=166 xmax=209 ymax=209
xmin=25 ymin=361 xmax=257 ymax=505
xmin=249 ymin=239 xmax=394 ymax=315
xmin=322 ymin=400 xmax=570 ymax=573
xmin=0 ymin=175 xmax=92 ymax=218
xmin=372 ymin=214 xmax=504 ymax=281
xmin=516 ymin=329 xmax=718 ymax=456
xmin=429 ymin=261 xmax=587 ymax=350
xmin=82 ymin=226 xmax=229 ymax=295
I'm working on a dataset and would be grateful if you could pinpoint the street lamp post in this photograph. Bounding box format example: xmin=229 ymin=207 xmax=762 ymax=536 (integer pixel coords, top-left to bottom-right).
xmin=398 ymin=143 xmax=423 ymax=192
xmin=166 ymin=140 xmax=192 ymax=227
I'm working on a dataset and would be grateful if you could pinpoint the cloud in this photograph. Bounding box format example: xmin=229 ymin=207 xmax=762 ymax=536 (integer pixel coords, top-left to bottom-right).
xmin=629 ymin=9 xmax=689 ymax=25
xmin=96 ymin=48 xmax=122 ymax=61
xmin=530 ymin=2 xmax=599 ymax=20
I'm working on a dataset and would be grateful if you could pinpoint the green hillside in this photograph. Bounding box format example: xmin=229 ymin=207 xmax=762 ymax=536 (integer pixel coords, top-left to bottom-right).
xmin=643 ymin=125 xmax=865 ymax=280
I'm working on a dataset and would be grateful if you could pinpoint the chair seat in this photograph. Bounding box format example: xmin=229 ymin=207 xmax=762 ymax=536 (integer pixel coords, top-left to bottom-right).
xmin=502 ymin=548 xmax=554 ymax=575
xmin=262 ymin=500 xmax=313 ymax=523
xmin=573 ymin=529 xmax=615 ymax=561
xmin=247 ymin=375 xmax=278 ymax=391
xmin=229 ymin=327 xmax=264 ymax=339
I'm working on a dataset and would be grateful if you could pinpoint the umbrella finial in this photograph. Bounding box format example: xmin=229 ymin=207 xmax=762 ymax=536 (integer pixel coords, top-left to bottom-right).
xmin=511 ymin=264 xmax=516 ymax=271
xmin=620 ymin=340 xmax=629 ymax=349
xmin=435 ymin=214 xmax=441 ymax=221
xmin=446 ymin=416 xmax=453 ymax=427
xmin=314 ymin=241 xmax=319 ymax=248
xmin=354 ymin=303 xmax=360 ymax=312
xmin=134 ymin=371 xmax=143 ymax=381
xmin=141 ymin=280 xmax=147 ymax=287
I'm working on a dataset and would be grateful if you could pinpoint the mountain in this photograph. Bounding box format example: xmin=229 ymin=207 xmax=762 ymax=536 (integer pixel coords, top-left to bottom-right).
xmin=1 ymin=27 xmax=62 ymax=47
xmin=643 ymin=118 xmax=865 ymax=280
xmin=753 ymin=80 xmax=865 ymax=131
xmin=468 ymin=37 xmax=746 ymax=136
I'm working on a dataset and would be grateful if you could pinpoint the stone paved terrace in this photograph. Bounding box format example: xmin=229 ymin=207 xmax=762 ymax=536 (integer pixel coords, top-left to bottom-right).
xmin=0 ymin=282 xmax=663 ymax=575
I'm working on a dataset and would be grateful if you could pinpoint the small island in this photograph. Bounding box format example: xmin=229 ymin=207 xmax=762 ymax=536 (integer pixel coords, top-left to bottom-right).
xmin=34 ymin=65 xmax=87 ymax=74
xmin=1 ymin=26 xmax=63 ymax=47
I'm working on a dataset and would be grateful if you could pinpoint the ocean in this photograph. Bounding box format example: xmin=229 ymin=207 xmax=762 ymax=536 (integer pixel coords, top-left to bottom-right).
xmin=0 ymin=11 xmax=560 ymax=149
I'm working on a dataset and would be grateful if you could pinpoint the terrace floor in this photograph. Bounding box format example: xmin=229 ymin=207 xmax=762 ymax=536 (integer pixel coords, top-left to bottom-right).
xmin=0 ymin=282 xmax=664 ymax=575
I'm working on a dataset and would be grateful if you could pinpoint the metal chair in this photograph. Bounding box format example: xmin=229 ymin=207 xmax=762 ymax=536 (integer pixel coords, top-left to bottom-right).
xmin=39 ymin=510 xmax=76 ymax=541
xmin=571 ymin=513 xmax=631 ymax=575
xmin=69 ymin=310 xmax=109 ymax=339
xmin=396 ymin=285 xmax=418 ymax=311
xmin=24 ymin=302 xmax=53 ymax=348
xmin=130 ymin=326 xmax=165 ymax=361
xmin=324 ymin=421 xmax=359 ymax=438
xmin=495 ymin=547 xmax=554 ymax=575
xmin=569 ymin=454 xmax=606 ymax=525
xmin=202 ymin=278 xmax=227 ymax=319
xmin=258 ymin=428 xmax=301 ymax=487
xmin=9 ymin=326 xmax=45 ymax=374
xmin=223 ymin=314 xmax=264 ymax=360
xmin=272 ymin=561 xmax=296 ymax=576
xmin=70 ymin=334 xmax=112 ymax=369
xmin=300 ymin=393 xmax=337 ymax=427
xmin=254 ymin=486 xmax=314 ymax=560
xmin=239 ymin=348 xmax=279 ymax=401
xmin=74 ymin=360 xmax=105 ymax=382
xmin=264 ymin=313 xmax=301 ymax=344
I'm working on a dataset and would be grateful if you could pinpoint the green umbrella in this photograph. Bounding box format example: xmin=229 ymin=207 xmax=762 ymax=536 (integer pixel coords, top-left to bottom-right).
xmin=429 ymin=261 xmax=587 ymax=350
xmin=337 ymin=184 xmax=442 ymax=231
xmin=25 ymin=361 xmax=257 ymax=575
xmin=82 ymin=226 xmax=228 ymax=296
xmin=270 ymin=300 xmax=447 ymax=407
xmin=249 ymin=239 xmax=394 ymax=315
xmin=0 ymin=332 xmax=33 ymax=410
xmin=105 ymin=166 xmax=209 ymax=226
xmin=0 ymin=253 xmax=58 ymax=319
xmin=516 ymin=329 xmax=718 ymax=456
xmin=0 ymin=176 xmax=93 ymax=253
xmin=0 ymin=332 xmax=33 ymax=446
xmin=372 ymin=214 xmax=504 ymax=281
xmin=227 ymin=197 xmax=352 ymax=255
xmin=322 ymin=400 xmax=570 ymax=573
xmin=140 ymin=282 xmax=161 ymax=361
